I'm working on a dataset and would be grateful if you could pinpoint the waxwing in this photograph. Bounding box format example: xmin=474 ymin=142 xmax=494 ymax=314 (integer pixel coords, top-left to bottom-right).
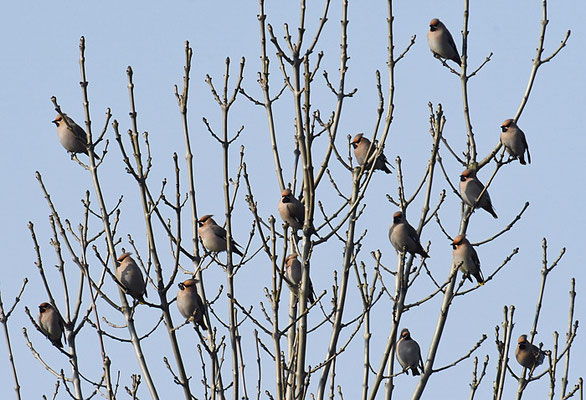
xmin=52 ymin=114 xmax=99 ymax=158
xmin=197 ymin=215 xmax=243 ymax=256
xmin=388 ymin=211 xmax=429 ymax=258
xmin=38 ymin=302 xmax=65 ymax=348
xmin=278 ymin=189 xmax=305 ymax=231
xmin=285 ymin=254 xmax=315 ymax=303
xmin=459 ymin=169 xmax=498 ymax=219
xmin=116 ymin=253 xmax=147 ymax=303
xmin=500 ymin=119 xmax=531 ymax=165
xmin=177 ymin=279 xmax=208 ymax=330
xmin=515 ymin=335 xmax=545 ymax=370
xmin=351 ymin=133 xmax=393 ymax=174
xmin=396 ymin=328 xmax=424 ymax=375
xmin=452 ymin=234 xmax=484 ymax=284
xmin=427 ymin=18 xmax=461 ymax=65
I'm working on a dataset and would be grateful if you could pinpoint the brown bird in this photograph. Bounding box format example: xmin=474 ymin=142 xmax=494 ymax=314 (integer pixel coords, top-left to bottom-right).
xmin=52 ymin=113 xmax=99 ymax=158
xmin=459 ymin=169 xmax=498 ymax=219
xmin=197 ymin=215 xmax=243 ymax=257
xmin=278 ymin=189 xmax=305 ymax=231
xmin=388 ymin=211 xmax=429 ymax=258
xmin=427 ymin=18 xmax=461 ymax=65
xmin=116 ymin=253 xmax=147 ymax=303
xmin=500 ymin=119 xmax=531 ymax=165
xmin=516 ymin=334 xmax=546 ymax=370
xmin=177 ymin=279 xmax=208 ymax=330
xmin=38 ymin=302 xmax=65 ymax=348
xmin=451 ymin=234 xmax=484 ymax=284
xmin=351 ymin=133 xmax=393 ymax=174
xmin=285 ymin=254 xmax=315 ymax=303
xmin=396 ymin=328 xmax=424 ymax=376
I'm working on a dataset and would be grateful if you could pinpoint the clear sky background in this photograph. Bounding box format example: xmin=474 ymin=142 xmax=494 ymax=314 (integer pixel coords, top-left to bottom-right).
xmin=0 ymin=1 xmax=584 ymax=399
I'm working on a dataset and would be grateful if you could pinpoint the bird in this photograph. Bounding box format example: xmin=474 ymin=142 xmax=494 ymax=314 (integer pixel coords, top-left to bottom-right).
xmin=351 ymin=133 xmax=393 ymax=174
xmin=278 ymin=189 xmax=305 ymax=231
xmin=452 ymin=234 xmax=484 ymax=284
xmin=52 ymin=113 xmax=99 ymax=159
xmin=459 ymin=169 xmax=498 ymax=219
xmin=500 ymin=119 xmax=531 ymax=165
xmin=177 ymin=279 xmax=208 ymax=330
xmin=388 ymin=211 xmax=429 ymax=258
xmin=38 ymin=302 xmax=65 ymax=348
xmin=396 ymin=328 xmax=424 ymax=376
xmin=427 ymin=18 xmax=461 ymax=65
xmin=516 ymin=335 xmax=546 ymax=370
xmin=285 ymin=254 xmax=315 ymax=303
xmin=116 ymin=252 xmax=147 ymax=303
xmin=197 ymin=215 xmax=243 ymax=257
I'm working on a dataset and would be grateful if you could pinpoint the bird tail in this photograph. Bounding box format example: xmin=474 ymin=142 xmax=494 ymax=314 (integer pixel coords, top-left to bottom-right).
xmin=487 ymin=206 xmax=498 ymax=219
xmin=411 ymin=366 xmax=421 ymax=376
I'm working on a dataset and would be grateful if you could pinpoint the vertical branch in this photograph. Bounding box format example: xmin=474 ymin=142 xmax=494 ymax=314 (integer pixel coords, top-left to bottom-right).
xmin=459 ymin=0 xmax=476 ymax=165
xmin=174 ymin=41 xmax=225 ymax=397
xmin=73 ymin=37 xmax=160 ymax=400
xmin=124 ymin=65 xmax=194 ymax=400
xmin=316 ymin=168 xmax=360 ymax=399
xmin=494 ymin=306 xmax=515 ymax=400
xmin=256 ymin=0 xmax=285 ymax=191
xmin=560 ymin=279 xmax=576 ymax=398
xmin=313 ymin=0 xmax=351 ymax=188
xmin=0 ymin=280 xmax=27 ymax=400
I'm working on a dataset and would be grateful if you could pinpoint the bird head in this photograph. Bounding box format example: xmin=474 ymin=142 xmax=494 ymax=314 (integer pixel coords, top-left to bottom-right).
xmin=117 ymin=252 xmax=132 ymax=263
xmin=351 ymin=133 xmax=364 ymax=149
xmin=198 ymin=215 xmax=214 ymax=226
xmin=429 ymin=18 xmax=441 ymax=31
xmin=451 ymin=234 xmax=468 ymax=249
xmin=518 ymin=334 xmax=528 ymax=345
xmin=178 ymin=279 xmax=198 ymax=290
xmin=39 ymin=302 xmax=52 ymax=313
xmin=500 ymin=118 xmax=514 ymax=133
xmin=400 ymin=328 xmax=411 ymax=340
xmin=52 ymin=114 xmax=64 ymax=127
xmin=281 ymin=189 xmax=293 ymax=203
xmin=460 ymin=168 xmax=475 ymax=182
xmin=392 ymin=211 xmax=404 ymax=224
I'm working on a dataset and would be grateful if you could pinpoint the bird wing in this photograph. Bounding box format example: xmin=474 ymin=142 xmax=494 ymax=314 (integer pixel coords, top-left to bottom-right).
xmin=210 ymin=224 xmax=227 ymax=240
xmin=445 ymin=30 xmax=461 ymax=62
xmin=291 ymin=203 xmax=305 ymax=226
xmin=406 ymin=224 xmax=421 ymax=244
xmin=521 ymin=131 xmax=531 ymax=164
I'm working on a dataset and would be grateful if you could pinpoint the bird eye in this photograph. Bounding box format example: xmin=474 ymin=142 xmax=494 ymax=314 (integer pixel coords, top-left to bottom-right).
xmin=460 ymin=176 xmax=466 ymax=181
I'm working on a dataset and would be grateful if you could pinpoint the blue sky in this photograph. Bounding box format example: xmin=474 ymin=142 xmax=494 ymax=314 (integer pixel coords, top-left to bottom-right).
xmin=0 ymin=1 xmax=584 ymax=399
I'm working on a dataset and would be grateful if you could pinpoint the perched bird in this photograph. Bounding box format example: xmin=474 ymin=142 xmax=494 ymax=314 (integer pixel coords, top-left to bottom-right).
xmin=351 ymin=133 xmax=393 ymax=174
xmin=177 ymin=279 xmax=208 ymax=330
xmin=197 ymin=215 xmax=243 ymax=257
xmin=396 ymin=328 xmax=424 ymax=376
xmin=459 ymin=169 xmax=498 ymax=219
xmin=452 ymin=234 xmax=484 ymax=284
xmin=388 ymin=211 xmax=429 ymax=258
xmin=427 ymin=18 xmax=461 ymax=65
xmin=285 ymin=254 xmax=315 ymax=303
xmin=278 ymin=189 xmax=305 ymax=231
xmin=52 ymin=114 xmax=99 ymax=158
xmin=500 ymin=119 xmax=531 ymax=165
xmin=516 ymin=335 xmax=546 ymax=370
xmin=38 ymin=302 xmax=65 ymax=348
xmin=116 ymin=253 xmax=147 ymax=303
